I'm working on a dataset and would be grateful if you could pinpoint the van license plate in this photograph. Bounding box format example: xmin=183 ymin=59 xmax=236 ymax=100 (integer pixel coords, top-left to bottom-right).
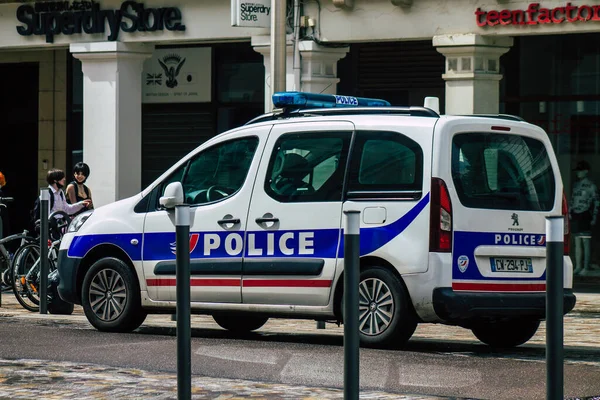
xmin=491 ymin=258 xmax=533 ymax=273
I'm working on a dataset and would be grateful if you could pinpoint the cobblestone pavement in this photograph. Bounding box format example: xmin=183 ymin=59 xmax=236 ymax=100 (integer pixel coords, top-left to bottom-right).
xmin=0 ymin=291 xmax=599 ymax=399
xmin=0 ymin=359 xmax=443 ymax=400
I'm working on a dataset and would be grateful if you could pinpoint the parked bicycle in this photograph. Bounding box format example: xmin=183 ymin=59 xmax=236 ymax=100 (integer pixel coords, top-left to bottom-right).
xmin=11 ymin=210 xmax=73 ymax=314
xmin=0 ymin=197 xmax=37 ymax=291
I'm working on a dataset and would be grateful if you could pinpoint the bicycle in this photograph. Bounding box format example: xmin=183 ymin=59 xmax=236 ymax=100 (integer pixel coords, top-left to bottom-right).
xmin=11 ymin=210 xmax=73 ymax=314
xmin=0 ymin=197 xmax=38 ymax=291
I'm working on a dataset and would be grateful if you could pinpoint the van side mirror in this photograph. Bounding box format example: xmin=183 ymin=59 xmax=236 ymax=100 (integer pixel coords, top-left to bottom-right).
xmin=159 ymin=182 xmax=184 ymax=209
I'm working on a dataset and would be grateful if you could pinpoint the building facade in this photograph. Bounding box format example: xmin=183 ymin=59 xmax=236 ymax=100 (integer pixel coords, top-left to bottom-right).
xmin=1 ymin=0 xmax=600 ymax=267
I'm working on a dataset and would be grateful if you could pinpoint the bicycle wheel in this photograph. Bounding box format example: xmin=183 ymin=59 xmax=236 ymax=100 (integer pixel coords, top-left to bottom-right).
xmin=12 ymin=243 xmax=41 ymax=312
xmin=1 ymin=252 xmax=12 ymax=290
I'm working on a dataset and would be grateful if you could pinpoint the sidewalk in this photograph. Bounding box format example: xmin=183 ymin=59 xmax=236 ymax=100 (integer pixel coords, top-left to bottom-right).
xmin=0 ymin=290 xmax=599 ymax=399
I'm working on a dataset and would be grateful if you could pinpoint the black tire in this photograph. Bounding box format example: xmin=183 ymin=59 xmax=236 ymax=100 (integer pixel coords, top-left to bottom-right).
xmin=11 ymin=243 xmax=41 ymax=312
xmin=350 ymin=267 xmax=417 ymax=349
xmin=471 ymin=319 xmax=540 ymax=348
xmin=82 ymin=257 xmax=147 ymax=332
xmin=213 ymin=314 xmax=269 ymax=333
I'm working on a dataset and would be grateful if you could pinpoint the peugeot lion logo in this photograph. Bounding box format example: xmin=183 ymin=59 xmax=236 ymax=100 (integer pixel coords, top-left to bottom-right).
xmin=158 ymin=53 xmax=186 ymax=88
xmin=511 ymin=213 xmax=519 ymax=226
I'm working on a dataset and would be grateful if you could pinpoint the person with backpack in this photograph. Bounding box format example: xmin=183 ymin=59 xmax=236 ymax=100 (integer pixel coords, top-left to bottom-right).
xmin=65 ymin=162 xmax=93 ymax=214
xmin=45 ymin=168 xmax=91 ymax=216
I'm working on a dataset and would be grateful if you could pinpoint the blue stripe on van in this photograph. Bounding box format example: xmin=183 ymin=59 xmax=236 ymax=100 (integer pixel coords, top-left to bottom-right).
xmin=453 ymin=231 xmax=547 ymax=281
xmin=67 ymin=194 xmax=430 ymax=261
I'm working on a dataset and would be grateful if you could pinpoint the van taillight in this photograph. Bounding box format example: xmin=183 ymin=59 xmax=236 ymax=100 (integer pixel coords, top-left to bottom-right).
xmin=562 ymin=192 xmax=570 ymax=255
xmin=430 ymin=178 xmax=452 ymax=252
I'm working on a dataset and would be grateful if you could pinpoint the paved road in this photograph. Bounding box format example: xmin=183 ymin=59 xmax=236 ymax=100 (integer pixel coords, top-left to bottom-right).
xmin=0 ymin=292 xmax=599 ymax=399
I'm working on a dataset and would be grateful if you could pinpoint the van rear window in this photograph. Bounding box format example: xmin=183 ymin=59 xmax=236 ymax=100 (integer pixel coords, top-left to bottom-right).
xmin=451 ymin=133 xmax=555 ymax=211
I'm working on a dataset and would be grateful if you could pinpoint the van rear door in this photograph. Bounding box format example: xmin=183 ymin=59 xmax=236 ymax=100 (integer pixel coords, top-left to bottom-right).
xmin=443 ymin=121 xmax=561 ymax=293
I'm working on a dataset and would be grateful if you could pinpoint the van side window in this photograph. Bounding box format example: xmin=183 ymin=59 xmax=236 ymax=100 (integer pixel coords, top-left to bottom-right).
xmin=348 ymin=131 xmax=423 ymax=194
xmin=160 ymin=137 xmax=259 ymax=206
xmin=264 ymin=132 xmax=351 ymax=202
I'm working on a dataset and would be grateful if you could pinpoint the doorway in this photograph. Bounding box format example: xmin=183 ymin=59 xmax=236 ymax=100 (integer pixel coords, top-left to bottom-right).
xmin=0 ymin=63 xmax=39 ymax=237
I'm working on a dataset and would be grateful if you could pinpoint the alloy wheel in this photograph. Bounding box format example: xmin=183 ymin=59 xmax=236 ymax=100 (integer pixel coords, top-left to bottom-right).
xmin=358 ymin=277 xmax=395 ymax=336
xmin=88 ymin=269 xmax=127 ymax=321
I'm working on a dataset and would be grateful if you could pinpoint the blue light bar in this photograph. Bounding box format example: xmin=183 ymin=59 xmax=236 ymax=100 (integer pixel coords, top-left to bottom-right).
xmin=272 ymin=91 xmax=391 ymax=109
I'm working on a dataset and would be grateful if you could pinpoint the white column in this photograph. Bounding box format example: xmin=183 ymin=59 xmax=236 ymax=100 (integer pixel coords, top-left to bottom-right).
xmin=253 ymin=35 xmax=295 ymax=112
xmin=299 ymin=41 xmax=348 ymax=95
xmin=70 ymin=42 xmax=153 ymax=208
xmin=252 ymin=36 xmax=348 ymax=111
xmin=433 ymin=34 xmax=513 ymax=115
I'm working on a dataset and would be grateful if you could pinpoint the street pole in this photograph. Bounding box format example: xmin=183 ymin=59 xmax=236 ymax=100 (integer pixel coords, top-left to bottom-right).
xmin=176 ymin=204 xmax=191 ymax=400
xmin=39 ymin=189 xmax=49 ymax=315
xmin=546 ymin=216 xmax=564 ymax=400
xmin=343 ymin=210 xmax=360 ymax=400
xmin=270 ymin=0 xmax=286 ymax=108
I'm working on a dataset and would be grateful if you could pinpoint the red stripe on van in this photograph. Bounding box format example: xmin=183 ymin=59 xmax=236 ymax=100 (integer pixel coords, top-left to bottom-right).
xmin=146 ymin=279 xmax=241 ymax=287
xmin=243 ymin=279 xmax=332 ymax=288
xmin=452 ymin=282 xmax=546 ymax=292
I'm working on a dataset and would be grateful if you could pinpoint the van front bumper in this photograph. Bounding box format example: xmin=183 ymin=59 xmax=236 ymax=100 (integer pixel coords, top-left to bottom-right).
xmin=57 ymin=250 xmax=82 ymax=305
xmin=432 ymin=287 xmax=576 ymax=325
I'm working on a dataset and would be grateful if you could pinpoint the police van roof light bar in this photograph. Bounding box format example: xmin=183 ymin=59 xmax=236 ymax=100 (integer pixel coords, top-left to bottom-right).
xmin=272 ymin=92 xmax=391 ymax=110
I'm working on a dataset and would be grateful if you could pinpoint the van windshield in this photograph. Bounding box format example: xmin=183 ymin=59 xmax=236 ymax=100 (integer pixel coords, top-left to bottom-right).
xmin=451 ymin=133 xmax=555 ymax=211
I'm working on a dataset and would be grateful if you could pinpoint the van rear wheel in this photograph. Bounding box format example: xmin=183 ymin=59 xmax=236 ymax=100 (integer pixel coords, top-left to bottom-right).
xmin=471 ymin=319 xmax=540 ymax=348
xmin=351 ymin=267 xmax=417 ymax=349
xmin=213 ymin=315 xmax=269 ymax=333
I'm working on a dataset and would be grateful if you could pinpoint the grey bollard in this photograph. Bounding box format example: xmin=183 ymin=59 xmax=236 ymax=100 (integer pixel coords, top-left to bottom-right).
xmin=343 ymin=210 xmax=360 ymax=400
xmin=175 ymin=204 xmax=191 ymax=400
xmin=546 ymin=216 xmax=564 ymax=400
xmin=39 ymin=189 xmax=50 ymax=315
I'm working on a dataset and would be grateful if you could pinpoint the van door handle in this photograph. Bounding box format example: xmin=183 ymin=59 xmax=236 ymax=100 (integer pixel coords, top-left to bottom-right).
xmin=255 ymin=217 xmax=279 ymax=224
xmin=217 ymin=218 xmax=240 ymax=225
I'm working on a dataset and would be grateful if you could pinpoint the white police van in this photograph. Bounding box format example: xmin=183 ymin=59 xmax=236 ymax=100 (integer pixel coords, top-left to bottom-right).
xmin=58 ymin=92 xmax=576 ymax=348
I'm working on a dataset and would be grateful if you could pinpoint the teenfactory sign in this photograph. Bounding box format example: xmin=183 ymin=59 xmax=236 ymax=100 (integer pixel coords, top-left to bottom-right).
xmin=16 ymin=1 xmax=186 ymax=43
xmin=476 ymin=2 xmax=600 ymax=27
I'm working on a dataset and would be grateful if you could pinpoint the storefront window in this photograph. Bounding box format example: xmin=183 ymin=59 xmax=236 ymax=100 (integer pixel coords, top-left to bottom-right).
xmin=502 ymin=33 xmax=600 ymax=273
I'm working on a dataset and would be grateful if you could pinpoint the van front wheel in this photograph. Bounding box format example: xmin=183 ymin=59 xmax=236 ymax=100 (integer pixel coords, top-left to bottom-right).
xmin=82 ymin=257 xmax=147 ymax=333
xmin=471 ymin=319 xmax=540 ymax=348
xmin=352 ymin=267 xmax=417 ymax=348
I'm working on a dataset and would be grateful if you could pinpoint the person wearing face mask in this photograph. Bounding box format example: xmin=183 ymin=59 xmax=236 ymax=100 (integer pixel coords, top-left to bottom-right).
xmin=570 ymin=160 xmax=600 ymax=276
xmin=46 ymin=168 xmax=92 ymax=216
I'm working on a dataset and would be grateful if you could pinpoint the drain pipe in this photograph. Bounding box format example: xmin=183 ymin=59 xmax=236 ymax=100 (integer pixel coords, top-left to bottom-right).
xmin=271 ymin=0 xmax=287 ymax=99
xmin=293 ymin=0 xmax=301 ymax=91
xmin=52 ymin=50 xmax=56 ymax=169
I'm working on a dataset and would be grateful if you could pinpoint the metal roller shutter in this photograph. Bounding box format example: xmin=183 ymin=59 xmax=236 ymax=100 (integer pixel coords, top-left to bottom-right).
xmin=338 ymin=40 xmax=445 ymax=109
xmin=142 ymin=103 xmax=215 ymax=188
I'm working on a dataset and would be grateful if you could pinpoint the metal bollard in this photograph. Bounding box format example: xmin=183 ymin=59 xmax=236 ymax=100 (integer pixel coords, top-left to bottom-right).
xmin=343 ymin=210 xmax=360 ymax=400
xmin=39 ymin=189 xmax=50 ymax=315
xmin=546 ymin=216 xmax=564 ymax=400
xmin=175 ymin=204 xmax=191 ymax=400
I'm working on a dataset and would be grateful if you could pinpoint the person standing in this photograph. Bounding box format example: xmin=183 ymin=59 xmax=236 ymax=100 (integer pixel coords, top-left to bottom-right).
xmin=65 ymin=162 xmax=93 ymax=213
xmin=46 ymin=168 xmax=91 ymax=216
xmin=570 ymin=160 xmax=600 ymax=276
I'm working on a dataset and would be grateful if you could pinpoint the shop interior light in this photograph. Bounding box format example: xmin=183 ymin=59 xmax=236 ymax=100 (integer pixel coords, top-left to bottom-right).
xmin=272 ymin=91 xmax=391 ymax=110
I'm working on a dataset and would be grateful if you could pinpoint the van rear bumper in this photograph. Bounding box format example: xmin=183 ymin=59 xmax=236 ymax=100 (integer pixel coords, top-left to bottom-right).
xmin=432 ymin=287 xmax=576 ymax=324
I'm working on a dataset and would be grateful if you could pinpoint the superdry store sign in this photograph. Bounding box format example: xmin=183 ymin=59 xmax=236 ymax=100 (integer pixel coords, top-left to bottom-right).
xmin=16 ymin=1 xmax=185 ymax=43
xmin=476 ymin=2 xmax=600 ymax=26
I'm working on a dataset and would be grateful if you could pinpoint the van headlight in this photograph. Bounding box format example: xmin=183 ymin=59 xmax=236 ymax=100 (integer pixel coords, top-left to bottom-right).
xmin=68 ymin=210 xmax=93 ymax=233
